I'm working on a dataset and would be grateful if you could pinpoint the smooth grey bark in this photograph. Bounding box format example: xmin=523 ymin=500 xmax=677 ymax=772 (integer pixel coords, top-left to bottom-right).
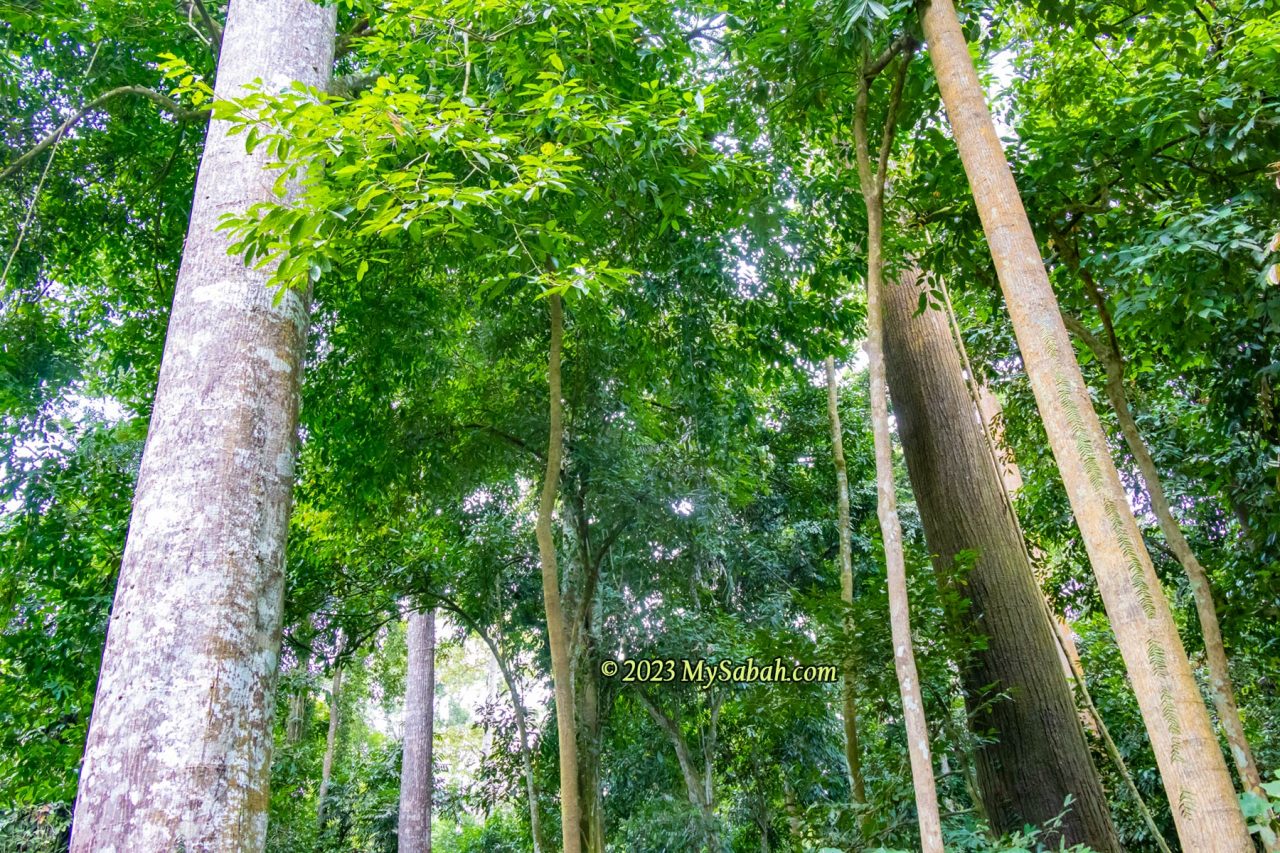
xmin=398 ymin=608 xmax=437 ymax=852
xmin=70 ymin=2 xmax=336 ymax=850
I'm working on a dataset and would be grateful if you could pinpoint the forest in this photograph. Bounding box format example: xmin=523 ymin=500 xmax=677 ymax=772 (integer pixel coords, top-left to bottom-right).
xmin=1 ymin=0 xmax=1278 ymax=851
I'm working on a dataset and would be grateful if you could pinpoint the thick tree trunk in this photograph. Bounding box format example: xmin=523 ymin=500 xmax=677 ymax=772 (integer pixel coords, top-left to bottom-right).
xmin=399 ymin=608 xmax=437 ymax=852
xmin=575 ymin=660 xmax=606 ymax=853
xmin=317 ymin=665 xmax=343 ymax=827
xmin=919 ymin=2 xmax=1252 ymax=848
xmin=537 ymin=292 xmax=583 ymax=853
xmin=69 ymin=3 xmax=335 ymax=850
xmin=823 ymin=357 xmax=869 ymax=827
xmin=881 ymin=269 xmax=1120 ymax=851
xmin=852 ymin=48 xmax=944 ymax=852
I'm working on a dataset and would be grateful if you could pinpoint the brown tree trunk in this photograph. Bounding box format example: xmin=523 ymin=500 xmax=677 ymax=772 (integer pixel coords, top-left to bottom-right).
xmin=69 ymin=3 xmax=335 ymax=849
xmin=1056 ymin=250 xmax=1271 ymax=815
xmin=317 ymin=665 xmax=343 ymax=827
xmin=852 ymin=45 xmax=945 ymax=853
xmin=919 ymin=1 xmax=1252 ymax=847
xmin=398 ymin=608 xmax=436 ymax=852
xmin=882 ymin=269 xmax=1120 ymax=851
xmin=975 ymin=380 xmax=1175 ymax=853
xmin=537 ymin=292 xmax=582 ymax=853
xmin=823 ymin=357 xmax=869 ymax=828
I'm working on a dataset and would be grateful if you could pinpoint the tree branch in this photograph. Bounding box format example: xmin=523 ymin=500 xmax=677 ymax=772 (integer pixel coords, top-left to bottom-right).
xmin=1 ymin=86 xmax=208 ymax=180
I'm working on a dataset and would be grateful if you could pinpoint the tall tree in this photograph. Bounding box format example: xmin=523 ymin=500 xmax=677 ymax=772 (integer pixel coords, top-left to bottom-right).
xmin=316 ymin=663 xmax=343 ymax=828
xmin=537 ymin=292 xmax=582 ymax=853
xmin=68 ymin=1 xmax=336 ymax=849
xmin=823 ymin=357 xmax=868 ymax=829
xmin=851 ymin=40 xmax=944 ymax=853
xmin=882 ymin=268 xmax=1120 ymax=851
xmin=917 ymin=0 xmax=1253 ymax=848
xmin=399 ymin=607 xmax=437 ymax=852
xmin=1054 ymin=233 xmax=1273 ymax=820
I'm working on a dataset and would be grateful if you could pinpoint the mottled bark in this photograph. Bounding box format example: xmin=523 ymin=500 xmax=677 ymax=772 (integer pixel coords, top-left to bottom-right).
xmin=919 ymin=1 xmax=1252 ymax=847
xmin=851 ymin=43 xmax=944 ymax=852
xmin=536 ymin=292 xmax=582 ymax=853
xmin=398 ymin=608 xmax=436 ymax=852
xmin=882 ymin=269 xmax=1120 ymax=851
xmin=69 ymin=3 xmax=336 ymax=850
xmin=575 ymin=658 xmax=606 ymax=853
xmin=823 ymin=357 xmax=869 ymax=828
xmin=1056 ymin=249 xmax=1271 ymax=817
xmin=782 ymin=779 xmax=804 ymax=852
xmin=317 ymin=665 xmax=343 ymax=827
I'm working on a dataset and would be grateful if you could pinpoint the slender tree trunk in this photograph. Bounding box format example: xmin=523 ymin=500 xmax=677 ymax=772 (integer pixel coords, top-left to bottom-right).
xmin=69 ymin=3 xmax=335 ymax=850
xmin=851 ymin=46 xmax=944 ymax=853
xmin=575 ymin=661 xmax=606 ymax=853
xmin=537 ymin=292 xmax=582 ymax=853
xmin=286 ymin=648 xmax=311 ymax=746
xmin=1056 ymin=250 xmax=1270 ymax=811
xmin=919 ymin=1 xmax=1252 ymax=847
xmin=881 ymin=269 xmax=1120 ymax=851
xmin=317 ymin=665 xmax=343 ymax=827
xmin=782 ymin=779 xmax=804 ymax=852
xmin=823 ymin=357 xmax=869 ymax=828
xmin=399 ymin=608 xmax=437 ymax=852
xmin=470 ymin=622 xmax=546 ymax=853
xmin=636 ymin=693 xmax=723 ymax=853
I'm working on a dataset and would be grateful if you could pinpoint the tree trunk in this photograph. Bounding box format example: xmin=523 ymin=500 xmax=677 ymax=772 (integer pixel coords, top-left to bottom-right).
xmin=471 ymin=620 xmax=546 ymax=853
xmin=782 ymin=779 xmax=804 ymax=852
xmin=823 ymin=357 xmax=869 ymax=829
xmin=575 ymin=658 xmax=606 ymax=853
xmin=69 ymin=3 xmax=335 ymax=850
xmin=399 ymin=608 xmax=437 ymax=852
xmin=636 ymin=693 xmax=723 ymax=853
xmin=286 ymin=648 xmax=310 ymax=746
xmin=918 ymin=1 xmax=1252 ymax=847
xmin=882 ymin=269 xmax=1120 ymax=851
xmin=317 ymin=665 xmax=343 ymax=827
xmin=1056 ymin=253 xmax=1271 ymax=813
xmin=852 ymin=46 xmax=944 ymax=853
xmin=537 ymin=292 xmax=582 ymax=853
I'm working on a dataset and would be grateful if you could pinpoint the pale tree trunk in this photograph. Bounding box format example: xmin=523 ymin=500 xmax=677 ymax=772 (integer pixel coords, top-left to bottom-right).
xmin=635 ymin=693 xmax=723 ymax=853
xmin=399 ymin=608 xmax=437 ymax=852
xmin=881 ymin=269 xmax=1120 ymax=851
xmin=851 ymin=44 xmax=944 ymax=853
xmin=1055 ymin=241 xmax=1272 ymax=821
xmin=919 ymin=1 xmax=1252 ymax=847
xmin=69 ymin=3 xmax=335 ymax=850
xmin=286 ymin=648 xmax=311 ymax=746
xmin=782 ymin=779 xmax=804 ymax=852
xmin=823 ymin=357 xmax=869 ymax=829
xmin=317 ymin=665 xmax=343 ymax=827
xmin=477 ymin=630 xmax=546 ymax=853
xmin=537 ymin=292 xmax=582 ymax=853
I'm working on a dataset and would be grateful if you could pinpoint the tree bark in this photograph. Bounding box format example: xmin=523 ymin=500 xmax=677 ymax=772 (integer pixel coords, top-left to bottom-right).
xmin=882 ymin=269 xmax=1120 ymax=851
xmin=636 ymin=693 xmax=723 ymax=853
xmin=1056 ymin=249 xmax=1271 ymax=813
xmin=918 ymin=1 xmax=1252 ymax=847
xmin=317 ymin=665 xmax=343 ymax=827
xmin=398 ymin=608 xmax=437 ymax=852
xmin=851 ymin=45 xmax=944 ymax=853
xmin=823 ymin=357 xmax=869 ymax=829
xmin=537 ymin=292 xmax=582 ymax=853
xmin=69 ymin=3 xmax=335 ymax=850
